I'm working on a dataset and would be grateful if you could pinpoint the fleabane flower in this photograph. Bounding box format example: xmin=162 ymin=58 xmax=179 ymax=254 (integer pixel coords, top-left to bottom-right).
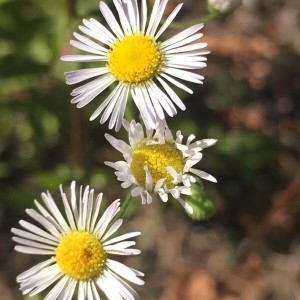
xmin=61 ymin=0 xmax=209 ymax=131
xmin=11 ymin=181 xmax=144 ymax=300
xmin=208 ymin=0 xmax=241 ymax=14
xmin=105 ymin=120 xmax=217 ymax=214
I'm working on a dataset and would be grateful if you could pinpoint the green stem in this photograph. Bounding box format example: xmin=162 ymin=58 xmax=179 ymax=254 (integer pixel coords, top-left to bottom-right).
xmin=168 ymin=11 xmax=219 ymax=29
xmin=114 ymin=191 xmax=133 ymax=221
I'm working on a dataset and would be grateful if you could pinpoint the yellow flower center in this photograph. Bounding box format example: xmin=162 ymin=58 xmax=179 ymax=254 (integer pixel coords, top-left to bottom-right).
xmin=108 ymin=34 xmax=161 ymax=84
xmin=55 ymin=231 xmax=106 ymax=280
xmin=130 ymin=143 xmax=184 ymax=189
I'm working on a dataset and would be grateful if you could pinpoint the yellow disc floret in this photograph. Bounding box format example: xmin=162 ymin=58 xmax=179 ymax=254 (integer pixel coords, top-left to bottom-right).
xmin=108 ymin=34 xmax=161 ymax=83
xmin=55 ymin=231 xmax=106 ymax=280
xmin=130 ymin=143 xmax=184 ymax=189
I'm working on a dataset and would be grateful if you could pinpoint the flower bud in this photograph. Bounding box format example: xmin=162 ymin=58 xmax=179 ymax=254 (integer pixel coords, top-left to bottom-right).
xmin=185 ymin=181 xmax=217 ymax=220
xmin=207 ymin=0 xmax=241 ymax=14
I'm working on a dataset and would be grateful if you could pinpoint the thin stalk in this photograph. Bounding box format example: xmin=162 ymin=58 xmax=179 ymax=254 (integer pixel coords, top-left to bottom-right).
xmin=114 ymin=191 xmax=133 ymax=221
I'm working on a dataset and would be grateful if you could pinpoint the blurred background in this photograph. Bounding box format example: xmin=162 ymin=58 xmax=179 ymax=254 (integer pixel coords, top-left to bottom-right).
xmin=0 ymin=0 xmax=300 ymax=299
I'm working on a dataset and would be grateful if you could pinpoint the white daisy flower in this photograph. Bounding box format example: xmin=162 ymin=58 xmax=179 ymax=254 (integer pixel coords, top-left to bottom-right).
xmin=105 ymin=120 xmax=217 ymax=214
xmin=61 ymin=0 xmax=209 ymax=131
xmin=11 ymin=181 xmax=144 ymax=300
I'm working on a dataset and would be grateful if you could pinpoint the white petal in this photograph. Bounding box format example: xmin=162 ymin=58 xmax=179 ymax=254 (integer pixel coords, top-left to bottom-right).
xmin=190 ymin=168 xmax=217 ymax=182
xmin=162 ymin=24 xmax=204 ymax=49
xmin=143 ymin=84 xmax=165 ymax=120
xmin=106 ymin=84 xmax=129 ymax=131
xmin=107 ymin=259 xmax=144 ymax=285
xmin=190 ymin=138 xmax=218 ymax=150
xmin=100 ymin=1 xmax=124 ymax=39
xmin=25 ymin=209 xmax=62 ymax=239
xmin=177 ymin=197 xmax=193 ymax=214
xmin=77 ymin=83 xmax=116 ymax=111
xmin=131 ymin=186 xmax=144 ymax=197
xmin=126 ymin=0 xmax=139 ymax=32
xmin=164 ymin=68 xmax=204 ymax=84
xmin=160 ymin=73 xmax=193 ymax=94
xmin=90 ymin=193 xmax=103 ymax=232
xmin=132 ymin=86 xmax=157 ymax=129
xmin=78 ymin=23 xmax=111 ymax=47
xmin=156 ymin=76 xmax=186 ymax=111
xmin=11 ymin=228 xmax=57 ymax=246
xmin=144 ymin=165 xmax=153 ymax=191
xmin=15 ymin=221 xmax=59 ymax=243
xmin=17 ymin=259 xmax=54 ymax=281
xmin=147 ymin=82 xmax=177 ymax=117
xmin=73 ymin=31 xmax=108 ymax=52
xmin=166 ymin=43 xmax=208 ymax=54
xmin=65 ymin=68 xmax=108 ymax=85
xmin=89 ymin=83 xmax=123 ymax=121
xmin=105 ymin=134 xmax=131 ymax=156
xmin=185 ymin=152 xmax=203 ymax=168
xmin=141 ymin=0 xmax=147 ymax=32
xmin=163 ymin=32 xmax=203 ymax=52
xmin=94 ymin=199 xmax=120 ymax=238
xmin=103 ymin=231 xmax=141 ymax=246
xmin=40 ymin=192 xmax=70 ymax=233
xmin=113 ymin=0 xmax=132 ymax=34
xmin=154 ymin=3 xmax=182 ymax=39
xmin=128 ymin=121 xmax=145 ymax=147
xmin=70 ymin=40 xmax=104 ymax=55
xmin=89 ymin=18 xmax=116 ymax=44
xmin=101 ymin=219 xmax=123 ymax=242
xmin=71 ymin=74 xmax=114 ymax=98
xmin=13 ymin=237 xmax=54 ymax=251
xmin=43 ymin=276 xmax=70 ymax=300
xmin=146 ymin=0 xmax=168 ymax=36
xmin=61 ymin=54 xmax=102 ymax=62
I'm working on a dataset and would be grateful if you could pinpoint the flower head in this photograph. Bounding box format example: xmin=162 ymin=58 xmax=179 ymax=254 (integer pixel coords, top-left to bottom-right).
xmin=105 ymin=120 xmax=217 ymax=213
xmin=208 ymin=0 xmax=241 ymax=14
xmin=12 ymin=181 xmax=144 ymax=300
xmin=61 ymin=0 xmax=209 ymax=130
